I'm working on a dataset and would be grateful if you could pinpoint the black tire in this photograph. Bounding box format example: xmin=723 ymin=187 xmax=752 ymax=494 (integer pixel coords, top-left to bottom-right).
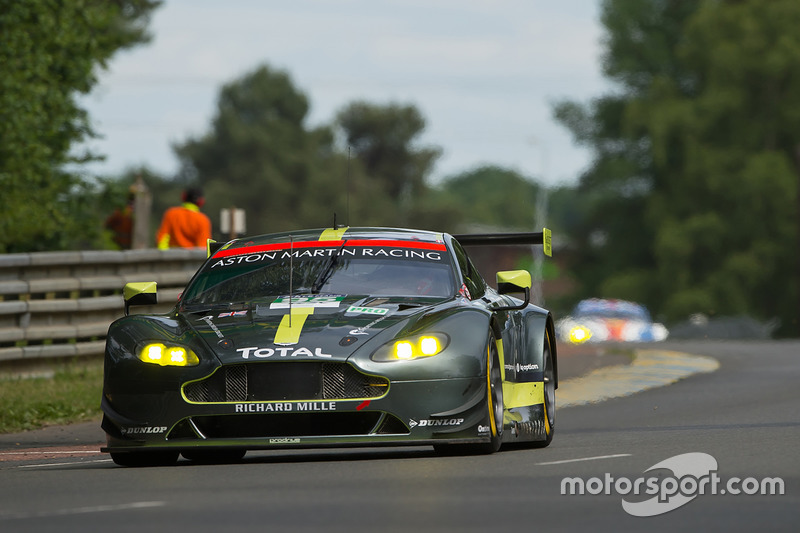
xmin=181 ymin=449 xmax=246 ymax=464
xmin=434 ymin=331 xmax=503 ymax=455
xmin=531 ymin=331 xmax=555 ymax=448
xmin=483 ymin=332 xmax=504 ymax=452
xmin=110 ymin=450 xmax=179 ymax=467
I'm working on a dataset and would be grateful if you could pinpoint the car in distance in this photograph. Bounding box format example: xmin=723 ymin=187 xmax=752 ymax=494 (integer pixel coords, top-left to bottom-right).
xmin=101 ymin=226 xmax=557 ymax=466
xmin=556 ymin=298 xmax=668 ymax=344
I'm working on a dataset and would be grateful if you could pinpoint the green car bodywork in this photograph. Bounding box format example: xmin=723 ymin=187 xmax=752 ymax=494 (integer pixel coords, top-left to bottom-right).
xmin=101 ymin=227 xmax=557 ymax=466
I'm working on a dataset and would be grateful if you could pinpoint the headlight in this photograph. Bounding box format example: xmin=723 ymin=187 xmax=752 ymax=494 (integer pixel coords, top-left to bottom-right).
xmin=138 ymin=342 xmax=199 ymax=367
xmin=371 ymin=333 xmax=450 ymax=362
xmin=568 ymin=325 xmax=592 ymax=344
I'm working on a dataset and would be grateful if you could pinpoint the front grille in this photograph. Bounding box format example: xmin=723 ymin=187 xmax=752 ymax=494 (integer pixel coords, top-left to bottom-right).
xmin=183 ymin=362 xmax=388 ymax=403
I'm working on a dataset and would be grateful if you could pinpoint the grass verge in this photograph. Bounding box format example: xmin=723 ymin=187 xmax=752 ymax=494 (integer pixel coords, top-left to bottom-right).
xmin=0 ymin=360 xmax=103 ymax=434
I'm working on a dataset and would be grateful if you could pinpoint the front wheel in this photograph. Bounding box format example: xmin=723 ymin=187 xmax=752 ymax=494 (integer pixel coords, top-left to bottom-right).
xmin=483 ymin=331 xmax=504 ymax=452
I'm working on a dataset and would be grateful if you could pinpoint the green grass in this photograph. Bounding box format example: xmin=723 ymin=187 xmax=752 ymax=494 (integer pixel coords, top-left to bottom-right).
xmin=0 ymin=360 xmax=103 ymax=434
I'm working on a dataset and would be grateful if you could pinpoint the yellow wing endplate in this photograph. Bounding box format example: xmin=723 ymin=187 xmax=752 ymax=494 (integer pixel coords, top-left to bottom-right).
xmin=453 ymin=228 xmax=552 ymax=257
xmin=543 ymin=227 xmax=552 ymax=257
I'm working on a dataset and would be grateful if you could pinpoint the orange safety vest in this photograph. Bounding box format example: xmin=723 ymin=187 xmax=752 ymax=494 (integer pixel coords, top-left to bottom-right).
xmin=156 ymin=203 xmax=212 ymax=249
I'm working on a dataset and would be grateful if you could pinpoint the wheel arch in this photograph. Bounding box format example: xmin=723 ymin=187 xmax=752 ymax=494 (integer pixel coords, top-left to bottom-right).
xmin=546 ymin=313 xmax=558 ymax=389
xmin=521 ymin=310 xmax=558 ymax=389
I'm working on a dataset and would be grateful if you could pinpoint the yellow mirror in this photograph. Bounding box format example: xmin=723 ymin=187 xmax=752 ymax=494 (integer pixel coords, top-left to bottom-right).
xmin=123 ymin=281 xmax=157 ymax=315
xmin=496 ymin=270 xmax=531 ymax=294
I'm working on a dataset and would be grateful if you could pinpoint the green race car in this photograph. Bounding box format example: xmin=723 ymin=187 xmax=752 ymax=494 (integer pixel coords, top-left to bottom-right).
xmin=101 ymin=226 xmax=557 ymax=466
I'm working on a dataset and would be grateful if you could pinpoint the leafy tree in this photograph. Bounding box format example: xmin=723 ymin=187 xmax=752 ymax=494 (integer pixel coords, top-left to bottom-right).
xmin=173 ymin=67 xmax=456 ymax=236
xmin=438 ymin=166 xmax=542 ymax=230
xmin=554 ymin=0 xmax=698 ymax=313
xmin=555 ymin=0 xmax=799 ymax=334
xmin=174 ymin=65 xmax=312 ymax=234
xmin=173 ymin=65 xmax=395 ymax=236
xmin=0 ymin=0 xmax=161 ymax=253
xmin=643 ymin=0 xmax=800 ymax=331
xmin=335 ymin=102 xmax=442 ymax=226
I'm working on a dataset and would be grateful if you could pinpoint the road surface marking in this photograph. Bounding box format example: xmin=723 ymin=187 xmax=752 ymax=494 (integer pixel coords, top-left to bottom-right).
xmin=19 ymin=459 xmax=113 ymax=469
xmin=0 ymin=501 xmax=165 ymax=520
xmin=536 ymin=453 xmax=632 ymax=466
xmin=558 ymin=350 xmax=719 ymax=407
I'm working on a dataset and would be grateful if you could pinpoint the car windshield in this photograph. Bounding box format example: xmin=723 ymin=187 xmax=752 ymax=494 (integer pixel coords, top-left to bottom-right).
xmin=181 ymin=241 xmax=456 ymax=307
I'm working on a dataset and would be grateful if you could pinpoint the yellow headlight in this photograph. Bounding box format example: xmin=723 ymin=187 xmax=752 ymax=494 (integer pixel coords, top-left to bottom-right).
xmin=139 ymin=343 xmax=199 ymax=366
xmin=568 ymin=325 xmax=592 ymax=344
xmin=419 ymin=336 xmax=440 ymax=355
xmin=396 ymin=341 xmax=414 ymax=360
xmin=144 ymin=343 xmax=164 ymax=362
xmin=372 ymin=333 xmax=449 ymax=362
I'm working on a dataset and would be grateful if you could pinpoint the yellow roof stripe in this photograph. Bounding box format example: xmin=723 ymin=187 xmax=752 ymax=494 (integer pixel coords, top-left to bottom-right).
xmin=319 ymin=227 xmax=348 ymax=240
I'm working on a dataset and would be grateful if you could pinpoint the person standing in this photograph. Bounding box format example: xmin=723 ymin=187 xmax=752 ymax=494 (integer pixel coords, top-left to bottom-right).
xmin=104 ymin=190 xmax=135 ymax=249
xmin=156 ymin=187 xmax=212 ymax=249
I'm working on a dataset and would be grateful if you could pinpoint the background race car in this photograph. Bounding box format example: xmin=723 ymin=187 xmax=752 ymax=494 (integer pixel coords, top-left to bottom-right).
xmin=556 ymin=298 xmax=668 ymax=344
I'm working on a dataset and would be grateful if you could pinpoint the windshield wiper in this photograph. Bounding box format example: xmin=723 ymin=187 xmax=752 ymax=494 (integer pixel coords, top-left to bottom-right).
xmin=312 ymin=239 xmax=347 ymax=293
xmin=181 ymin=302 xmax=242 ymax=314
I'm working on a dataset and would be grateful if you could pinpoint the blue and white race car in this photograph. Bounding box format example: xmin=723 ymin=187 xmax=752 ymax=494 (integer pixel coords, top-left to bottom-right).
xmin=556 ymin=298 xmax=668 ymax=344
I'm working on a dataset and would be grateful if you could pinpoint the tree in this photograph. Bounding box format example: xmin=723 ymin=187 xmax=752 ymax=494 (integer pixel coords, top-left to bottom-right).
xmin=0 ymin=0 xmax=161 ymax=253
xmin=555 ymin=0 xmax=800 ymax=335
xmin=173 ymin=65 xmax=323 ymax=234
xmin=174 ymin=69 xmax=453 ymax=235
xmin=439 ymin=166 xmax=542 ymax=230
xmin=553 ymin=0 xmax=698 ymax=313
xmin=173 ymin=65 xmax=398 ymax=235
xmin=335 ymin=102 xmax=442 ymax=226
xmin=644 ymin=0 xmax=800 ymax=331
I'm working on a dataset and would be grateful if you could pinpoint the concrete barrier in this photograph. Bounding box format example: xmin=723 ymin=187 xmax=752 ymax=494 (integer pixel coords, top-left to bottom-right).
xmin=0 ymin=248 xmax=207 ymax=365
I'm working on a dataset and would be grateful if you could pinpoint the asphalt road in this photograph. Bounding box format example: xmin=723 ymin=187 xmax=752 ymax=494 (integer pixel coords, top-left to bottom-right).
xmin=0 ymin=340 xmax=797 ymax=532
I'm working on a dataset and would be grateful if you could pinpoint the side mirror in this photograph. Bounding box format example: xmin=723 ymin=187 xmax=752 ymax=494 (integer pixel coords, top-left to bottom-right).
xmin=123 ymin=281 xmax=158 ymax=316
xmin=494 ymin=270 xmax=531 ymax=311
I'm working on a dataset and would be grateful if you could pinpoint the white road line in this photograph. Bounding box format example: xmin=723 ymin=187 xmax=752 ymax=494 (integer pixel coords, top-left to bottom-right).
xmin=0 ymin=451 xmax=101 ymax=456
xmin=0 ymin=501 xmax=165 ymax=520
xmin=19 ymin=459 xmax=113 ymax=469
xmin=536 ymin=453 xmax=632 ymax=466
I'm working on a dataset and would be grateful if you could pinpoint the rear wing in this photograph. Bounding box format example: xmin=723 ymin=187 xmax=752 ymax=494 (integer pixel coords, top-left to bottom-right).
xmin=453 ymin=228 xmax=552 ymax=257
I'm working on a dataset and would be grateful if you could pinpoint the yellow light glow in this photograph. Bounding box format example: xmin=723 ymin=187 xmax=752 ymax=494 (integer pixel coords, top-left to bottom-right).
xmin=145 ymin=344 xmax=164 ymax=361
xmin=168 ymin=347 xmax=187 ymax=364
xmin=569 ymin=326 xmax=592 ymax=344
xmin=420 ymin=336 xmax=440 ymax=355
xmin=139 ymin=343 xmax=198 ymax=366
xmin=372 ymin=333 xmax=449 ymax=362
xmin=395 ymin=341 xmax=414 ymax=360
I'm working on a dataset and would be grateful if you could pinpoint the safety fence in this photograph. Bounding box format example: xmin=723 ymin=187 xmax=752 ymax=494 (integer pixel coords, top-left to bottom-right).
xmin=0 ymin=248 xmax=206 ymax=368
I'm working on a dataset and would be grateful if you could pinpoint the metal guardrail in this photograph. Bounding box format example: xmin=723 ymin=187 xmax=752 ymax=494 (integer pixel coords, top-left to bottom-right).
xmin=0 ymin=248 xmax=207 ymax=366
